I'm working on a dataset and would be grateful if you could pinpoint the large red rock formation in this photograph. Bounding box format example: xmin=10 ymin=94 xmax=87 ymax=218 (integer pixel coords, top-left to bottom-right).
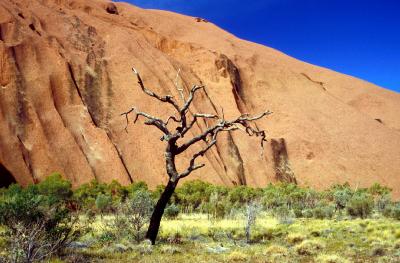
xmin=1 ymin=0 xmax=399 ymax=197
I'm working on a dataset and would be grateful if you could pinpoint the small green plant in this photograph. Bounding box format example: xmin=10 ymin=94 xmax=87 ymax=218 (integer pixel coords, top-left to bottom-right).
xmin=95 ymin=193 xmax=112 ymax=214
xmin=273 ymin=205 xmax=294 ymax=224
xmin=109 ymin=190 xmax=154 ymax=242
xmin=164 ymin=204 xmax=180 ymax=219
xmin=382 ymin=203 xmax=400 ymax=220
xmin=346 ymin=193 xmax=374 ymax=218
xmin=332 ymin=187 xmax=353 ymax=211
xmin=312 ymin=203 xmax=335 ymax=219
xmin=0 ymin=178 xmax=79 ymax=263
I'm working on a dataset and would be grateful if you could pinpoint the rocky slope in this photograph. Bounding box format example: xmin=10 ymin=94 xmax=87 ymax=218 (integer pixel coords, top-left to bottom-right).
xmin=1 ymin=0 xmax=399 ymax=197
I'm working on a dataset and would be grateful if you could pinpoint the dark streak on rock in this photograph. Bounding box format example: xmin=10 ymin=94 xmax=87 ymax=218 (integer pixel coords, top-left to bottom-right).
xmin=17 ymin=135 xmax=36 ymax=183
xmin=301 ymin=73 xmax=326 ymax=91
xmin=10 ymin=46 xmax=30 ymax=136
xmin=215 ymin=54 xmax=247 ymax=112
xmin=271 ymin=138 xmax=297 ymax=184
xmin=105 ymin=131 xmax=133 ymax=183
xmin=0 ymin=24 xmax=3 ymax=41
xmin=227 ymin=133 xmax=246 ymax=185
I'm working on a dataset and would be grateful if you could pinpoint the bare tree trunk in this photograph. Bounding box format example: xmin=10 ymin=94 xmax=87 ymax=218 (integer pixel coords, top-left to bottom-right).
xmin=146 ymin=179 xmax=178 ymax=244
xmin=123 ymin=68 xmax=271 ymax=245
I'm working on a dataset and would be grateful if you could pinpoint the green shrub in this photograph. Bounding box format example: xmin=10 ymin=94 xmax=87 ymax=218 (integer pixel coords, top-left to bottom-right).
xmin=109 ymin=190 xmax=154 ymax=242
xmin=73 ymin=180 xmax=109 ymax=210
xmin=293 ymin=206 xmax=304 ymax=218
xmin=273 ymin=205 xmax=294 ymax=224
xmin=346 ymin=193 xmax=374 ymax=218
xmin=0 ymin=179 xmax=79 ymax=263
xmin=262 ymin=183 xmax=319 ymax=211
xmin=368 ymin=183 xmax=391 ymax=197
xmin=36 ymin=173 xmax=73 ymax=203
xmin=175 ymin=180 xmax=217 ymax=212
xmin=203 ymin=192 xmax=231 ymax=218
xmin=312 ymin=203 xmax=335 ymax=219
xmin=126 ymin=181 xmax=148 ymax=197
xmin=382 ymin=203 xmax=400 ymax=220
xmin=95 ymin=193 xmax=112 ymax=214
xmin=332 ymin=187 xmax=353 ymax=210
xmin=228 ymin=251 xmax=248 ymax=261
xmin=375 ymin=194 xmax=392 ymax=212
xmin=302 ymin=208 xmax=314 ymax=218
xmin=164 ymin=204 xmax=180 ymax=219
xmin=227 ymin=185 xmax=262 ymax=206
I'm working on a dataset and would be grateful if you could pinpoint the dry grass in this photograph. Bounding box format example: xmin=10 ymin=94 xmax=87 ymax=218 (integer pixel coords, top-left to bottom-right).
xmin=44 ymin=214 xmax=400 ymax=262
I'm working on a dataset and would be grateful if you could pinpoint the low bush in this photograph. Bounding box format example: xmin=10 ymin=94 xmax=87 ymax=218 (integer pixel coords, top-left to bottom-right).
xmin=164 ymin=204 xmax=180 ymax=219
xmin=332 ymin=185 xmax=353 ymax=211
xmin=382 ymin=203 xmax=400 ymax=220
xmin=346 ymin=193 xmax=374 ymax=218
xmin=108 ymin=190 xmax=154 ymax=243
xmin=312 ymin=203 xmax=335 ymax=219
xmin=0 ymin=177 xmax=80 ymax=263
xmin=95 ymin=193 xmax=113 ymax=214
xmin=273 ymin=205 xmax=294 ymax=224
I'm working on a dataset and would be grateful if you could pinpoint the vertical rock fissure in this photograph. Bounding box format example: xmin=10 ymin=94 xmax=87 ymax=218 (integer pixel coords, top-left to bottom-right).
xmin=215 ymin=54 xmax=247 ymax=113
xmin=17 ymin=135 xmax=36 ymax=183
xmin=67 ymin=62 xmax=98 ymax=127
xmin=48 ymin=75 xmax=97 ymax=183
xmin=66 ymin=63 xmax=99 ymax=181
xmin=270 ymin=138 xmax=297 ymax=184
xmin=105 ymin=131 xmax=134 ymax=184
xmin=227 ymin=133 xmax=246 ymax=185
xmin=10 ymin=46 xmax=30 ymax=137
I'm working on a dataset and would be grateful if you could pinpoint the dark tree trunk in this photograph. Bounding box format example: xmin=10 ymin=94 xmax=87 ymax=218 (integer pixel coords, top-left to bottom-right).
xmin=146 ymin=179 xmax=178 ymax=244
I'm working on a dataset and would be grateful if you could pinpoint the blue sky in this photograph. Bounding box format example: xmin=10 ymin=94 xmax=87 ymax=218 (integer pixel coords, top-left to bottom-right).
xmin=122 ymin=0 xmax=400 ymax=92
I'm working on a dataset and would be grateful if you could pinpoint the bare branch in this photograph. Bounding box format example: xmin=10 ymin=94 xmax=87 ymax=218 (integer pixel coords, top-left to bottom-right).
xmin=121 ymin=107 xmax=171 ymax=136
xmin=235 ymin=110 xmax=272 ymax=122
xmin=177 ymin=123 xmax=223 ymax=154
xmin=132 ymin=68 xmax=181 ymax=112
xmin=165 ymin=115 xmax=181 ymax=125
xmin=122 ymin=67 xmax=272 ymax=244
xmin=180 ymin=85 xmax=204 ymax=114
xmin=179 ymin=138 xmax=217 ymax=178
xmin=181 ymin=113 xmax=218 ymax=137
xmin=174 ymin=68 xmax=185 ymax=101
xmin=177 ymin=110 xmax=271 ymax=154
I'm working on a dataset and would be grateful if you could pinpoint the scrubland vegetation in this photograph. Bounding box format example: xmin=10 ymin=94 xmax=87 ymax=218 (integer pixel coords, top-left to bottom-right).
xmin=0 ymin=174 xmax=399 ymax=262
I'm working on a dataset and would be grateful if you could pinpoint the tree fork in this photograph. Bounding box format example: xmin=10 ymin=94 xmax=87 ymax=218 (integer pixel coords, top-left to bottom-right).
xmin=122 ymin=68 xmax=271 ymax=244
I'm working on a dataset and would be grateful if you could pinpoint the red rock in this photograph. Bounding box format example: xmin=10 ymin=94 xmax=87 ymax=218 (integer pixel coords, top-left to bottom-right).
xmin=0 ymin=0 xmax=399 ymax=198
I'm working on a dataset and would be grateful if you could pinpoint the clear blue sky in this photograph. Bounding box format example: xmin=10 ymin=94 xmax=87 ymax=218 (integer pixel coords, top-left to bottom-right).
xmin=122 ymin=0 xmax=400 ymax=93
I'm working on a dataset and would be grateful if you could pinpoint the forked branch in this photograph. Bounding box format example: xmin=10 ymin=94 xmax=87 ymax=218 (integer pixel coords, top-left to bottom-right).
xmin=122 ymin=68 xmax=272 ymax=245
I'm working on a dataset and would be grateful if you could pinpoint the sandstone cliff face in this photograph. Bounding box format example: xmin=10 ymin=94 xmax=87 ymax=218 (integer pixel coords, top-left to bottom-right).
xmin=1 ymin=0 xmax=399 ymax=197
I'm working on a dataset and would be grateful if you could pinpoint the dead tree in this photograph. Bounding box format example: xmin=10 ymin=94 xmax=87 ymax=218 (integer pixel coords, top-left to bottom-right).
xmin=122 ymin=68 xmax=272 ymax=244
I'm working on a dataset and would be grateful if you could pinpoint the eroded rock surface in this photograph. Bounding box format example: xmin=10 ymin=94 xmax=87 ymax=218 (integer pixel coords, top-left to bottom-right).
xmin=1 ymin=0 xmax=399 ymax=198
